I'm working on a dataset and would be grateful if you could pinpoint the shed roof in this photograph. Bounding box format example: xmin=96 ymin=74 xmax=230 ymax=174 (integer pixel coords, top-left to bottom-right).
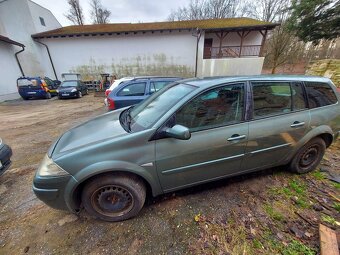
xmin=32 ymin=18 xmax=278 ymax=39
xmin=0 ymin=35 xmax=25 ymax=47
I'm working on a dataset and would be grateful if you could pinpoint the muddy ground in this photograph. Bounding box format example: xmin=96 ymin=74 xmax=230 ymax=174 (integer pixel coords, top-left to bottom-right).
xmin=0 ymin=95 xmax=339 ymax=255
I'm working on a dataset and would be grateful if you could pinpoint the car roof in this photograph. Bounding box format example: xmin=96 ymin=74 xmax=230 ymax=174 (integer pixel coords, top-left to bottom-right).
xmin=181 ymin=75 xmax=332 ymax=89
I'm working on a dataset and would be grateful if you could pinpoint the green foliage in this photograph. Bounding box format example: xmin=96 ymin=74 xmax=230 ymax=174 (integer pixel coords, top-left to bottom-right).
xmin=264 ymin=204 xmax=284 ymax=221
xmin=311 ymin=170 xmax=326 ymax=180
xmin=289 ymin=180 xmax=306 ymax=195
xmin=334 ymin=202 xmax=340 ymax=212
xmin=288 ymin=0 xmax=340 ymax=44
xmin=322 ymin=215 xmax=338 ymax=226
xmin=282 ymin=240 xmax=316 ymax=255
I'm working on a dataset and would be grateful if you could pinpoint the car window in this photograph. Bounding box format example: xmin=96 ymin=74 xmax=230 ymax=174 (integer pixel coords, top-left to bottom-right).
xmin=150 ymin=81 xmax=172 ymax=94
xmin=305 ymin=82 xmax=338 ymax=108
xmin=17 ymin=79 xmax=38 ymax=87
xmin=291 ymin=82 xmax=307 ymax=111
xmin=175 ymin=83 xmax=245 ymax=132
xmin=117 ymin=82 xmax=146 ymax=96
xmin=252 ymin=82 xmax=292 ymax=119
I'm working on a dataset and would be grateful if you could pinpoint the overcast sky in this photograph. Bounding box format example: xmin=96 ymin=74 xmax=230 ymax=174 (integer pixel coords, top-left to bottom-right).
xmin=33 ymin=0 xmax=191 ymax=26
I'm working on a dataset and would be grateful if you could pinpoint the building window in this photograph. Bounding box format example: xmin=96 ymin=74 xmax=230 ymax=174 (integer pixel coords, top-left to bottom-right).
xmin=39 ymin=17 xmax=46 ymax=26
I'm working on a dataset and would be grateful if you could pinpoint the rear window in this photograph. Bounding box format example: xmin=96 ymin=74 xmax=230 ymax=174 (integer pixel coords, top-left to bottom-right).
xmin=17 ymin=79 xmax=39 ymax=87
xmin=305 ymin=82 xmax=338 ymax=108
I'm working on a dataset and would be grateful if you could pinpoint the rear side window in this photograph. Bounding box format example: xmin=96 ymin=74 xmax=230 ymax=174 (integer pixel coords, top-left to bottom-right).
xmin=305 ymin=82 xmax=337 ymax=108
xmin=291 ymin=82 xmax=307 ymax=110
xmin=252 ymin=82 xmax=292 ymax=118
xmin=117 ymin=82 xmax=146 ymax=96
xmin=150 ymin=81 xmax=172 ymax=94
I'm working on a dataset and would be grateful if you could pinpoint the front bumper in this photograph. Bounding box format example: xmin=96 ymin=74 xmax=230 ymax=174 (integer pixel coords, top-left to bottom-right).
xmin=33 ymin=174 xmax=78 ymax=211
xmin=0 ymin=144 xmax=12 ymax=176
xmin=58 ymin=91 xmax=78 ymax=98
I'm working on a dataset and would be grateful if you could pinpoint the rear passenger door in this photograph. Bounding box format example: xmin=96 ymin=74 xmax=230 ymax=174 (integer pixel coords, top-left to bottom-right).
xmin=114 ymin=81 xmax=148 ymax=108
xmin=241 ymin=81 xmax=311 ymax=171
xmin=149 ymin=80 xmax=174 ymax=94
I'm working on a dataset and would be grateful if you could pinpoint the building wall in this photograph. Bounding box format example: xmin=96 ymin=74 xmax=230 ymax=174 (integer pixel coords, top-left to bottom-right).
xmin=199 ymin=57 xmax=264 ymax=76
xmin=40 ymin=31 xmax=197 ymax=80
xmin=0 ymin=0 xmax=61 ymax=100
xmin=0 ymin=42 xmax=22 ymax=100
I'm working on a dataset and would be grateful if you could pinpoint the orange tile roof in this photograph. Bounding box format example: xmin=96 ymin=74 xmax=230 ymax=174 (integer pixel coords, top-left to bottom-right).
xmin=32 ymin=18 xmax=278 ymax=38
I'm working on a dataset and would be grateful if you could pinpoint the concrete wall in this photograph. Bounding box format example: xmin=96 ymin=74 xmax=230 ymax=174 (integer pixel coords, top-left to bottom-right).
xmin=0 ymin=42 xmax=21 ymax=100
xmin=198 ymin=57 xmax=264 ymax=76
xmin=41 ymin=31 xmax=197 ymax=79
xmin=0 ymin=0 xmax=61 ymax=100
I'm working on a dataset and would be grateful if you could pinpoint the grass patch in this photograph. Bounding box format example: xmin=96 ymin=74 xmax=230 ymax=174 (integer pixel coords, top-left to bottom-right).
xmin=333 ymin=202 xmax=340 ymax=212
xmin=330 ymin=182 xmax=340 ymax=189
xmin=321 ymin=215 xmax=338 ymax=226
xmin=264 ymin=204 xmax=284 ymax=221
xmin=289 ymin=180 xmax=306 ymax=195
xmin=282 ymin=240 xmax=316 ymax=255
xmin=311 ymin=170 xmax=326 ymax=180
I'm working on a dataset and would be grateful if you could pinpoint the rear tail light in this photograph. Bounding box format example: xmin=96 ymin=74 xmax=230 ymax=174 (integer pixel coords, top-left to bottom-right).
xmin=105 ymin=90 xmax=111 ymax=97
xmin=107 ymin=97 xmax=115 ymax=111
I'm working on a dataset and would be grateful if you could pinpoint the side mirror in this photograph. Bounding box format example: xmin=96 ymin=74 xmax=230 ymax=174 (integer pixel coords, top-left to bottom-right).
xmin=165 ymin=125 xmax=191 ymax=140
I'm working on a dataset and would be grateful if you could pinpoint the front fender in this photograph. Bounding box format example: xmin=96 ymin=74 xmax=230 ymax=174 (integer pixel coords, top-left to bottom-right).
xmin=64 ymin=160 xmax=163 ymax=211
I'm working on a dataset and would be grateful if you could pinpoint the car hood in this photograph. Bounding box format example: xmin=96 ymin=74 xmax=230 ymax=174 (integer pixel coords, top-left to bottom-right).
xmin=51 ymin=109 xmax=128 ymax=158
xmin=58 ymin=87 xmax=77 ymax=92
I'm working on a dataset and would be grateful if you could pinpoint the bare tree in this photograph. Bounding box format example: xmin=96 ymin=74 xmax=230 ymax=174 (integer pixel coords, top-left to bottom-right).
xmin=245 ymin=0 xmax=291 ymax=22
xmin=65 ymin=0 xmax=85 ymax=25
xmin=264 ymin=24 xmax=302 ymax=73
xmin=168 ymin=0 xmax=246 ymax=21
xmin=90 ymin=0 xmax=111 ymax=24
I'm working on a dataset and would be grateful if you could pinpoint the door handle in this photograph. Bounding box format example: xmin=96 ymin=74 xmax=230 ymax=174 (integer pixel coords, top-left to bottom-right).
xmin=227 ymin=134 xmax=246 ymax=141
xmin=290 ymin=121 xmax=305 ymax=128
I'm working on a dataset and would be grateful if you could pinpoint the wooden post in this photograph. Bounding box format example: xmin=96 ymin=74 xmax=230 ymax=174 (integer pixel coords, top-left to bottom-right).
xmin=237 ymin=31 xmax=251 ymax=57
xmin=215 ymin=31 xmax=228 ymax=58
xmin=259 ymin=30 xmax=268 ymax=57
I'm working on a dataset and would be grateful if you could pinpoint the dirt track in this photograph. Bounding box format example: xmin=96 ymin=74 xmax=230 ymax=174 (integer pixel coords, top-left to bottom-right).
xmin=0 ymin=95 xmax=339 ymax=254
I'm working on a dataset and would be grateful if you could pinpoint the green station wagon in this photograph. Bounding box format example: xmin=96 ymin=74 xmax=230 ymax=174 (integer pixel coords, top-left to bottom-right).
xmin=33 ymin=75 xmax=340 ymax=221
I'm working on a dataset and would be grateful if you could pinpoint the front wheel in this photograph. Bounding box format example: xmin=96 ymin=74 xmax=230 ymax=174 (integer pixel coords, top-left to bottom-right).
xmin=82 ymin=174 xmax=146 ymax=222
xmin=289 ymin=137 xmax=326 ymax=174
xmin=45 ymin=92 xmax=51 ymax=99
xmin=78 ymin=91 xmax=82 ymax=98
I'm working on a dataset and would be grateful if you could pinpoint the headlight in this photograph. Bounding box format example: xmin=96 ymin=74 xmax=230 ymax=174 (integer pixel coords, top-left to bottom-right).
xmin=56 ymin=89 xmax=59 ymax=93
xmin=71 ymin=88 xmax=77 ymax=92
xmin=36 ymin=154 xmax=69 ymax=177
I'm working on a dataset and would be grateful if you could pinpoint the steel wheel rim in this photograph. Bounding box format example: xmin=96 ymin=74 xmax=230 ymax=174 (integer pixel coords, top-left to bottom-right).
xmin=91 ymin=185 xmax=134 ymax=217
xmin=299 ymin=144 xmax=319 ymax=169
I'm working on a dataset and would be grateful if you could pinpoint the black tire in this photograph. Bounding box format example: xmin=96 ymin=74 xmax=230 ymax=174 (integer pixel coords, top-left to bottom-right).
xmin=78 ymin=91 xmax=82 ymax=98
xmin=58 ymin=96 xmax=62 ymax=99
xmin=289 ymin=137 xmax=326 ymax=174
xmin=45 ymin=92 xmax=51 ymax=99
xmin=22 ymin=96 xmax=29 ymax=100
xmin=82 ymin=174 xmax=146 ymax=222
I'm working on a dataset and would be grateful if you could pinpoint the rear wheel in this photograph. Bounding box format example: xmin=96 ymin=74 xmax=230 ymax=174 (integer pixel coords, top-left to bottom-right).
xmin=82 ymin=174 xmax=146 ymax=222
xmin=45 ymin=92 xmax=51 ymax=99
xmin=289 ymin=137 xmax=326 ymax=174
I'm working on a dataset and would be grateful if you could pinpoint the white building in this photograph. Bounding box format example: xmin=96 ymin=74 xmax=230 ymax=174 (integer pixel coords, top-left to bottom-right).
xmin=0 ymin=0 xmax=61 ymax=101
xmin=33 ymin=19 xmax=277 ymax=81
xmin=0 ymin=0 xmax=278 ymax=101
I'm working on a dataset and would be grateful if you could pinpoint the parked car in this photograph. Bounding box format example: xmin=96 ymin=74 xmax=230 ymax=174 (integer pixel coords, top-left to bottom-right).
xmin=17 ymin=76 xmax=59 ymax=100
xmin=57 ymin=80 xmax=88 ymax=99
xmin=33 ymin=75 xmax=340 ymax=222
xmin=104 ymin=77 xmax=135 ymax=105
xmin=0 ymin=138 xmax=12 ymax=176
xmin=106 ymin=77 xmax=182 ymax=110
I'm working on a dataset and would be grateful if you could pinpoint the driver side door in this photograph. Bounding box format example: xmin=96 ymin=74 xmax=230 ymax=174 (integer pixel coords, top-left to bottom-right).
xmin=155 ymin=83 xmax=249 ymax=192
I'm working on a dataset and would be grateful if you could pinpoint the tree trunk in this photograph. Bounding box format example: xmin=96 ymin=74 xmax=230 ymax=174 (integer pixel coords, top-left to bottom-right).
xmin=271 ymin=65 xmax=277 ymax=74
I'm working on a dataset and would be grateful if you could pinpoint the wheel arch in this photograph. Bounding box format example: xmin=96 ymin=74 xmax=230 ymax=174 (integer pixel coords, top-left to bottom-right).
xmin=64 ymin=161 xmax=163 ymax=211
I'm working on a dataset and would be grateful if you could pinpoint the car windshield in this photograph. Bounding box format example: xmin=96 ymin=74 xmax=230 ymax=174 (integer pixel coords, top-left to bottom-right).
xmin=60 ymin=81 xmax=78 ymax=87
xmin=123 ymin=83 xmax=196 ymax=132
